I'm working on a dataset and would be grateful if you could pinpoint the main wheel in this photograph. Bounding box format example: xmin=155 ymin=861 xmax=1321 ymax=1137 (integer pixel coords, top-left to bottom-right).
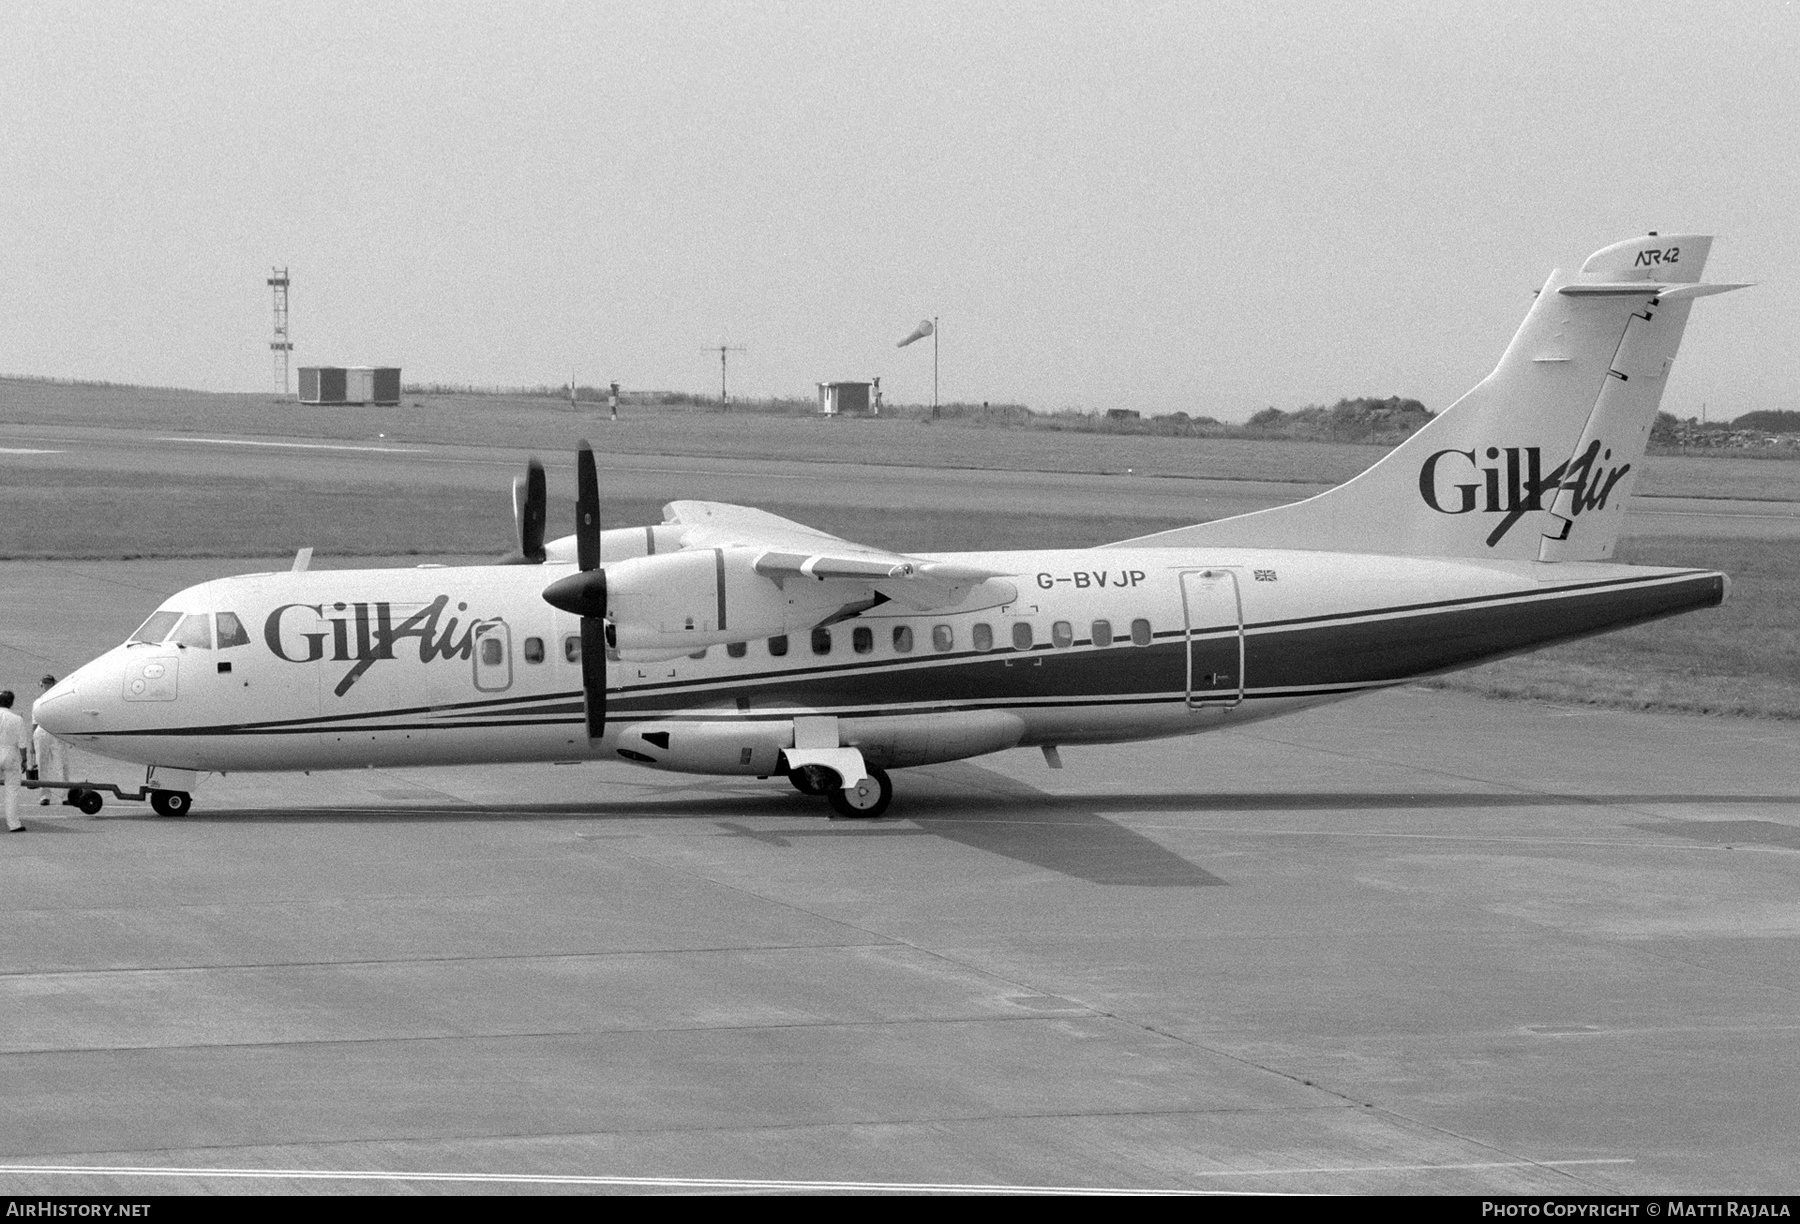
xmin=75 ymin=790 xmax=104 ymax=816
xmin=149 ymin=790 xmax=192 ymax=817
xmin=827 ymin=767 xmax=892 ymax=820
xmin=787 ymin=766 xmax=832 ymax=796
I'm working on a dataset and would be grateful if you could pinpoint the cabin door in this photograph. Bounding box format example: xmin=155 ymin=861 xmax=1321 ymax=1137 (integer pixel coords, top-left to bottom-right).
xmin=1180 ymin=569 xmax=1244 ymax=708
xmin=473 ymin=620 xmax=514 ymax=692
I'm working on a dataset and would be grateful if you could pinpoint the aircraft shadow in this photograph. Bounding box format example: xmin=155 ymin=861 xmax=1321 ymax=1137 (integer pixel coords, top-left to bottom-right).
xmin=899 ymin=761 xmax=1225 ymax=886
xmin=140 ymin=761 xmax=1217 ymax=887
xmin=133 ymin=772 xmax=1800 ymax=887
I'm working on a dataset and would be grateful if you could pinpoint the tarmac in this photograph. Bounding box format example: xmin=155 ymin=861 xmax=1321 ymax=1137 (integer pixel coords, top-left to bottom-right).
xmin=2 ymin=429 xmax=1798 ymax=1195
xmin=3 ymin=686 xmax=1798 ymax=1194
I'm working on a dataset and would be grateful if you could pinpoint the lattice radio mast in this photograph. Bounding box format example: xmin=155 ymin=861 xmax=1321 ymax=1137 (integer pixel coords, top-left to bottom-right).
xmin=268 ymin=267 xmax=293 ymax=394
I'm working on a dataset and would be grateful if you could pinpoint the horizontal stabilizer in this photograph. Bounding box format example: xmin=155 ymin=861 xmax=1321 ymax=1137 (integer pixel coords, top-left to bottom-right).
xmin=1560 ymin=281 xmax=1751 ymax=299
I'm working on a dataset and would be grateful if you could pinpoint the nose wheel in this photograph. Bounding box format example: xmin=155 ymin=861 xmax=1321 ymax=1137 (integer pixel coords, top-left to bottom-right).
xmin=826 ymin=767 xmax=892 ymax=820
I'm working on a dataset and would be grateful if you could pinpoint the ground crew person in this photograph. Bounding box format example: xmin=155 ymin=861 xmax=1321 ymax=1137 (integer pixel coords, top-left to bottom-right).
xmin=31 ymin=675 xmax=69 ymax=806
xmin=0 ymin=691 xmax=28 ymax=832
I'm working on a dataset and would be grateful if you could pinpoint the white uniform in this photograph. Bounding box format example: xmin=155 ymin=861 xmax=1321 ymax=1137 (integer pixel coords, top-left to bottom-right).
xmin=0 ymin=708 xmax=28 ymax=831
xmin=30 ymin=698 xmax=68 ymax=804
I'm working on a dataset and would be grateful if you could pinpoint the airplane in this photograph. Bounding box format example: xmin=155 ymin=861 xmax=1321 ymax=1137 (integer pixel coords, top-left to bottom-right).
xmin=31 ymin=233 xmax=1749 ymax=820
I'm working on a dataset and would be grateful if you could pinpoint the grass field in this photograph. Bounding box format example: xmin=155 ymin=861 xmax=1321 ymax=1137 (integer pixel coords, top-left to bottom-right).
xmin=12 ymin=376 xmax=1800 ymax=499
xmin=5 ymin=378 xmax=1795 ymax=719
xmin=0 ymin=467 xmax=1194 ymax=562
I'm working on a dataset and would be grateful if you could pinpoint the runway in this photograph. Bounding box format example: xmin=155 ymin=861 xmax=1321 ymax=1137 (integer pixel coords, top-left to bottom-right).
xmin=2 ymin=687 xmax=1798 ymax=1194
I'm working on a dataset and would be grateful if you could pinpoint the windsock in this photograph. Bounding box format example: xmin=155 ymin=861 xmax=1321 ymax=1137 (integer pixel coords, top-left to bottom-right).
xmin=897 ymin=318 xmax=935 ymax=348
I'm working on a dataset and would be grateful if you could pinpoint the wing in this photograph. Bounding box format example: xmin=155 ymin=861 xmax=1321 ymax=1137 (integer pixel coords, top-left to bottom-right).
xmin=662 ymin=500 xmax=1015 ymax=611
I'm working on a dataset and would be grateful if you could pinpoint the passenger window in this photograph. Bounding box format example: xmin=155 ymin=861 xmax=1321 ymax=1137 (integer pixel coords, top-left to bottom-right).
xmin=1131 ymin=618 xmax=1153 ymax=646
xmin=564 ymin=635 xmax=581 ymax=663
xmin=216 ymin=612 xmax=251 ymax=648
xmin=1052 ymin=621 xmax=1073 ymax=648
xmin=972 ymin=623 xmax=993 ymax=651
xmin=893 ymin=625 xmax=914 ymax=653
xmin=932 ymin=624 xmax=954 ymax=652
xmin=726 ymin=641 xmax=747 ymax=658
xmin=1012 ymin=622 xmax=1033 ymax=650
xmin=481 ymin=637 xmax=504 ymax=666
xmin=852 ymin=626 xmax=873 ymax=654
xmin=1091 ymin=619 xmax=1113 ymax=647
xmin=523 ymin=637 xmax=545 ymax=664
xmin=769 ymin=634 xmax=789 ymax=657
xmin=811 ymin=627 xmax=832 ymax=655
xmin=173 ymin=614 xmax=213 ymax=650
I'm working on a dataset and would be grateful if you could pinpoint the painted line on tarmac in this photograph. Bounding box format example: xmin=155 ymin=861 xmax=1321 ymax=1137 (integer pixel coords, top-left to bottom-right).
xmin=1637 ymin=509 xmax=1800 ymax=522
xmin=151 ymin=440 xmax=810 ymax=479
xmin=0 ymin=1164 xmax=1200 ymax=1195
xmin=600 ymin=464 xmax=812 ymax=479
xmin=156 ymin=437 xmax=424 ymax=454
xmin=0 ymin=447 xmax=63 ymax=454
xmin=0 ymin=1158 xmax=1632 ymax=1192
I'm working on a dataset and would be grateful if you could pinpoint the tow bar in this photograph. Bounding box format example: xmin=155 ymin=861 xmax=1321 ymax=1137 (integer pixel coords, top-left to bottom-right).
xmin=23 ymin=779 xmax=155 ymax=816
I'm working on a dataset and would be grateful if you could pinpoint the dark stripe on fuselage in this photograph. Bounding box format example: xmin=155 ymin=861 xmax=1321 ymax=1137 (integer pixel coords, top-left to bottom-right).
xmin=97 ymin=570 xmax=1720 ymax=740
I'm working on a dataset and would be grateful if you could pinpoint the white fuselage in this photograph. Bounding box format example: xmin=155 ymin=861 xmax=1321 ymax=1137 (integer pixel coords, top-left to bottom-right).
xmin=37 ymin=546 xmax=1722 ymax=780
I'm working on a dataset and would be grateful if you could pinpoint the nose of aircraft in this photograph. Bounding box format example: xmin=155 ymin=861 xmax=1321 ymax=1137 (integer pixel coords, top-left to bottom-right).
xmin=31 ymin=671 xmax=91 ymax=737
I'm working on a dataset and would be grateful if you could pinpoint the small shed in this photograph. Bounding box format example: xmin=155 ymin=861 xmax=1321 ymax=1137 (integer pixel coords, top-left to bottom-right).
xmin=299 ymin=367 xmax=347 ymax=405
xmin=817 ymin=381 xmax=872 ymax=416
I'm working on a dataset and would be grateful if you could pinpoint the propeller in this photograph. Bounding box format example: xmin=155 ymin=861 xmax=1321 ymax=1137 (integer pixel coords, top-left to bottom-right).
xmin=498 ymin=458 xmax=547 ymax=564
xmin=541 ymin=441 xmax=607 ymax=742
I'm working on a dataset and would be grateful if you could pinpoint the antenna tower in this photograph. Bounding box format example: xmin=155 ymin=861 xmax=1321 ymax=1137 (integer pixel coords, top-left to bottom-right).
xmin=268 ymin=267 xmax=293 ymax=394
xmin=702 ymin=343 xmax=745 ymax=409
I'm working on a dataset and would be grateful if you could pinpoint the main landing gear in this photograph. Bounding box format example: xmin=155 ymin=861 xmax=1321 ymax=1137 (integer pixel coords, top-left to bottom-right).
xmin=788 ymin=765 xmax=894 ymax=819
xmin=149 ymin=790 xmax=193 ymax=818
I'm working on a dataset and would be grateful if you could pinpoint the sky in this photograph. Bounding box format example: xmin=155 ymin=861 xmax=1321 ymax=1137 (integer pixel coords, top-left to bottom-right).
xmin=2 ymin=0 xmax=1796 ymax=421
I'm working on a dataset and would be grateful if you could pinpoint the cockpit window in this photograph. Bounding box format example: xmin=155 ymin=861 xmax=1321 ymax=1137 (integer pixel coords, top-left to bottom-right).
xmin=216 ymin=612 xmax=251 ymax=648
xmin=172 ymin=614 xmax=213 ymax=650
xmin=129 ymin=610 xmax=182 ymax=645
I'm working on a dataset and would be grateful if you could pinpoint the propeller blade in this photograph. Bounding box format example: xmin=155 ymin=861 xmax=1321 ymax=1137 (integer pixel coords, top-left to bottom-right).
xmin=499 ymin=458 xmax=547 ymax=564
xmin=576 ymin=440 xmax=601 ymax=571
xmin=518 ymin=459 xmax=546 ymax=563
xmin=580 ymin=614 xmax=608 ymax=741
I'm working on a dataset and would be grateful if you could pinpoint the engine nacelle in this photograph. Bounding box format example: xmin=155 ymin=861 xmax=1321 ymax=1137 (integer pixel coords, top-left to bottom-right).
xmin=544 ymin=524 xmax=688 ymax=565
xmin=606 ymin=547 xmax=856 ymax=651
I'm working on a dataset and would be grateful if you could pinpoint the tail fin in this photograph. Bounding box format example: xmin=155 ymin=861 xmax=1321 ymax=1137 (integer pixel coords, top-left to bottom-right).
xmin=1119 ymin=234 xmax=1748 ymax=561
